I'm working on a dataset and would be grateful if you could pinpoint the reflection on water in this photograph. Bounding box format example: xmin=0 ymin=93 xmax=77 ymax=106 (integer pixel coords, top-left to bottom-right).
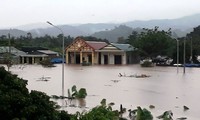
xmin=9 ymin=64 xmax=200 ymax=119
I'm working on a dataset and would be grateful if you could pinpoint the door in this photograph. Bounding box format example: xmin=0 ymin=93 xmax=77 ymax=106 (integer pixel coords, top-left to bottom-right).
xmin=104 ymin=55 xmax=108 ymax=64
xmin=114 ymin=55 xmax=122 ymax=64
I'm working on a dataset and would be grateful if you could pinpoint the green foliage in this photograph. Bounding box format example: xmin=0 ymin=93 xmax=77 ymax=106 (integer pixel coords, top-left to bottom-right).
xmin=100 ymin=98 xmax=106 ymax=106
xmin=136 ymin=106 xmax=153 ymax=120
xmin=73 ymin=99 xmax=120 ymax=120
xmin=157 ymin=110 xmax=173 ymax=120
xmin=79 ymin=36 xmax=109 ymax=43
xmin=186 ymin=25 xmax=200 ymax=63
xmin=0 ymin=66 xmax=71 ymax=120
xmin=0 ymin=34 xmax=74 ymax=55
xmin=187 ymin=26 xmax=200 ymax=54
xmin=127 ymin=26 xmax=175 ymax=58
xmin=72 ymin=85 xmax=77 ymax=94
xmin=39 ymin=58 xmax=55 ymax=67
xmin=140 ymin=60 xmax=154 ymax=67
xmin=69 ymin=85 xmax=87 ymax=99
xmin=76 ymin=88 xmax=87 ymax=99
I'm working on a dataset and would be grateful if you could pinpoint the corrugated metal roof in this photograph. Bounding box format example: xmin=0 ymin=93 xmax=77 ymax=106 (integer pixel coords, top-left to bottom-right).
xmin=0 ymin=46 xmax=26 ymax=56
xmin=111 ymin=43 xmax=135 ymax=51
xmin=85 ymin=41 xmax=108 ymax=50
xmin=20 ymin=54 xmax=48 ymax=57
xmin=38 ymin=50 xmax=59 ymax=55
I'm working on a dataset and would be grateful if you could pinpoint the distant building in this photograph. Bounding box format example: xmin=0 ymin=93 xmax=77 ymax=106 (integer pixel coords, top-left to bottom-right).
xmin=65 ymin=37 xmax=139 ymax=65
xmin=0 ymin=46 xmax=26 ymax=64
xmin=111 ymin=43 xmax=140 ymax=64
xmin=0 ymin=46 xmax=60 ymax=64
xmin=19 ymin=47 xmax=59 ymax=64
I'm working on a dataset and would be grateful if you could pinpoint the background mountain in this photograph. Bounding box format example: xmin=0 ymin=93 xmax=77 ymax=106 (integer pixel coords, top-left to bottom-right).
xmin=0 ymin=13 xmax=200 ymax=42
xmin=0 ymin=29 xmax=30 ymax=38
xmin=91 ymin=25 xmax=133 ymax=42
xmin=126 ymin=13 xmax=200 ymax=29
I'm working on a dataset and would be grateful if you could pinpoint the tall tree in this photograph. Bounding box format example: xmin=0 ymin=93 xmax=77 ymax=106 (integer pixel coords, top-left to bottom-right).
xmin=127 ymin=26 xmax=176 ymax=58
xmin=187 ymin=25 xmax=200 ymax=63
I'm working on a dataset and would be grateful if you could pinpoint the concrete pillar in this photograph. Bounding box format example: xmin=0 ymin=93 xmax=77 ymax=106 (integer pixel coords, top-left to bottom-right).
xmin=32 ymin=57 xmax=34 ymax=64
xmin=122 ymin=53 xmax=127 ymax=65
xmin=80 ymin=51 xmax=83 ymax=64
xmin=66 ymin=51 xmax=69 ymax=64
xmin=95 ymin=53 xmax=99 ymax=64
xmin=101 ymin=53 xmax=104 ymax=65
xmin=109 ymin=54 xmax=114 ymax=65
xmin=74 ymin=52 xmax=76 ymax=64
xmin=92 ymin=51 xmax=94 ymax=65
xmin=108 ymin=53 xmax=109 ymax=64
xmin=21 ymin=57 xmax=24 ymax=64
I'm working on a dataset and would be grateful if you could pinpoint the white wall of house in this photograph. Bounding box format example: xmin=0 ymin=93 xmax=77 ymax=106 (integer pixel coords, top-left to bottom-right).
xmin=109 ymin=54 xmax=114 ymax=65
xmin=101 ymin=53 xmax=104 ymax=65
xmin=122 ymin=53 xmax=127 ymax=65
xmin=100 ymin=52 xmax=127 ymax=65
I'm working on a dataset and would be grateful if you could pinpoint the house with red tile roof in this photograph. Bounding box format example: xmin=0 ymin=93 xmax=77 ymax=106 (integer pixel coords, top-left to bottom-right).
xmin=65 ymin=37 xmax=138 ymax=65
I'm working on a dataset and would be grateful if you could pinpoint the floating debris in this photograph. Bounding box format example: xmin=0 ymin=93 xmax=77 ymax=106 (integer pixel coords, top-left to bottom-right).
xmin=118 ymin=73 xmax=150 ymax=78
xmin=157 ymin=110 xmax=173 ymax=119
xmin=175 ymin=106 xmax=179 ymax=108
xmin=51 ymin=95 xmax=60 ymax=99
xmin=36 ymin=79 xmax=49 ymax=82
xmin=135 ymin=74 xmax=151 ymax=78
xmin=111 ymin=80 xmax=120 ymax=83
xmin=149 ymin=105 xmax=155 ymax=109
xmin=177 ymin=117 xmax=187 ymax=120
xmin=51 ymin=95 xmax=68 ymax=99
xmin=128 ymin=109 xmax=137 ymax=119
xmin=108 ymin=102 xmax=115 ymax=106
xmin=87 ymin=94 xmax=98 ymax=97
xmin=119 ymin=104 xmax=126 ymax=114
xmin=183 ymin=105 xmax=189 ymax=111
xmin=36 ymin=75 xmax=51 ymax=81
xmin=104 ymin=84 xmax=112 ymax=86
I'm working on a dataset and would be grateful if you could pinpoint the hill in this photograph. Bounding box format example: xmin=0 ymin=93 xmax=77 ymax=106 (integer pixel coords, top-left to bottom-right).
xmin=0 ymin=13 xmax=200 ymax=42
xmin=91 ymin=25 xmax=134 ymax=42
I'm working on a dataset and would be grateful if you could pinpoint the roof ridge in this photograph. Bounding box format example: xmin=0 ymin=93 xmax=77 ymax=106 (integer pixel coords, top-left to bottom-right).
xmin=85 ymin=41 xmax=107 ymax=43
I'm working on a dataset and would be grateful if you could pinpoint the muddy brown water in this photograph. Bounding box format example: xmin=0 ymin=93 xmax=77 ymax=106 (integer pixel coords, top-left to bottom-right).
xmin=8 ymin=64 xmax=200 ymax=119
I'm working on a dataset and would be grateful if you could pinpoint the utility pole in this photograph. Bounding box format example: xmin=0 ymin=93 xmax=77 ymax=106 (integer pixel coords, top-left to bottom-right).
xmin=47 ymin=21 xmax=65 ymax=108
xmin=190 ymin=37 xmax=193 ymax=63
xmin=8 ymin=32 xmax=11 ymax=71
xmin=176 ymin=39 xmax=179 ymax=73
xmin=183 ymin=37 xmax=186 ymax=74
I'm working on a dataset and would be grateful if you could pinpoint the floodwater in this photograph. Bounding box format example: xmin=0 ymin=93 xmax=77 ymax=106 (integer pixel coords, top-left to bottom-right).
xmin=8 ymin=64 xmax=200 ymax=119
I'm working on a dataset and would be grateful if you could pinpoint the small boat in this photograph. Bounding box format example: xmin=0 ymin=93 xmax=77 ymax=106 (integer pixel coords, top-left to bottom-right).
xmin=185 ymin=63 xmax=200 ymax=67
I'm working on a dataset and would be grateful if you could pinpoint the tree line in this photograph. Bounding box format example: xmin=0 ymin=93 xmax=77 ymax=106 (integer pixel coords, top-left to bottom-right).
xmin=125 ymin=25 xmax=200 ymax=64
xmin=1 ymin=25 xmax=200 ymax=64
xmin=0 ymin=34 xmax=109 ymax=56
xmin=0 ymin=34 xmax=74 ymax=55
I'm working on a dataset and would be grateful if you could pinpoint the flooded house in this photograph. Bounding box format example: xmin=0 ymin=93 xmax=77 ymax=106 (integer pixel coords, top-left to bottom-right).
xmin=0 ymin=46 xmax=60 ymax=64
xmin=0 ymin=46 xmax=26 ymax=64
xmin=65 ymin=37 xmax=139 ymax=65
xmin=20 ymin=47 xmax=59 ymax=64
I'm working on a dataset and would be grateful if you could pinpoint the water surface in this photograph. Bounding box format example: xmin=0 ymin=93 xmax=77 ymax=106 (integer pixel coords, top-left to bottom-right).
xmin=10 ymin=64 xmax=200 ymax=119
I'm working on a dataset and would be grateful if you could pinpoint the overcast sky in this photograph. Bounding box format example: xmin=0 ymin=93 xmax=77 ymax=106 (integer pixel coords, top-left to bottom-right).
xmin=1 ymin=0 xmax=200 ymax=28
